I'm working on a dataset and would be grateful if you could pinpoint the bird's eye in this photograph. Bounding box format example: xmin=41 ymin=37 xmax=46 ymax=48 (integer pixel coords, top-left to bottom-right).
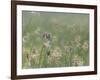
xmin=47 ymin=51 xmax=50 ymax=56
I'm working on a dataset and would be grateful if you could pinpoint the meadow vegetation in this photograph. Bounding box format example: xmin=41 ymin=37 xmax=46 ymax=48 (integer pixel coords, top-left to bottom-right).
xmin=22 ymin=11 xmax=89 ymax=69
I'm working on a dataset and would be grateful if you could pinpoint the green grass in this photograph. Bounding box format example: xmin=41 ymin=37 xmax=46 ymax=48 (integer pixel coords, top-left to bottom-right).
xmin=22 ymin=11 xmax=89 ymax=69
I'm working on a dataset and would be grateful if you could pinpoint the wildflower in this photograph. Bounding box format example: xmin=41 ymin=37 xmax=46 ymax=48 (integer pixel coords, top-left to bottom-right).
xmin=51 ymin=47 xmax=62 ymax=59
xmin=47 ymin=47 xmax=62 ymax=65
xmin=26 ymin=47 xmax=40 ymax=67
xmin=75 ymin=36 xmax=80 ymax=43
xmin=72 ymin=55 xmax=84 ymax=66
xmin=32 ymin=53 xmax=40 ymax=64
xmin=76 ymin=43 xmax=81 ymax=48
xmin=64 ymin=45 xmax=71 ymax=52
xmin=82 ymin=41 xmax=88 ymax=50
xmin=32 ymin=47 xmax=39 ymax=54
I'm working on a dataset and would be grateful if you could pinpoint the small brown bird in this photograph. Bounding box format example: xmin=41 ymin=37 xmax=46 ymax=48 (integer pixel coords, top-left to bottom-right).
xmin=42 ymin=32 xmax=52 ymax=56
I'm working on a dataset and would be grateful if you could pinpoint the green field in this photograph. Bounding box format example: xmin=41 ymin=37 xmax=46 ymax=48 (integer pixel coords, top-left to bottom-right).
xmin=22 ymin=11 xmax=89 ymax=69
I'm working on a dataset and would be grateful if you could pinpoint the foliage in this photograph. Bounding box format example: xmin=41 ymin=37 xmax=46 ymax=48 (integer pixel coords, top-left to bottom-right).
xmin=22 ymin=11 xmax=89 ymax=69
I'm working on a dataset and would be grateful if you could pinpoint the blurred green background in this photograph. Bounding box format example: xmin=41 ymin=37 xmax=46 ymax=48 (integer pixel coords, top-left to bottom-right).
xmin=22 ymin=11 xmax=89 ymax=69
